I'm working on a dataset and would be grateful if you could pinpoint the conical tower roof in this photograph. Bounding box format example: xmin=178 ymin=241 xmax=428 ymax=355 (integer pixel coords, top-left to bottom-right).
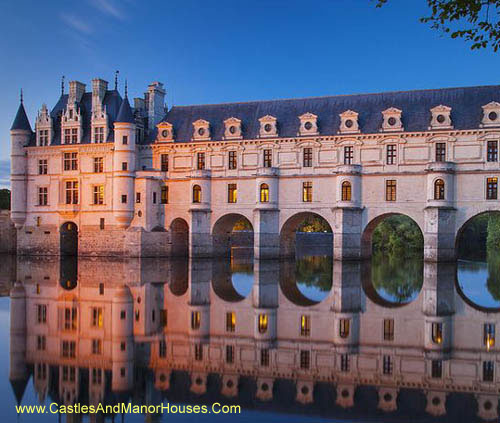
xmin=11 ymin=100 xmax=32 ymax=131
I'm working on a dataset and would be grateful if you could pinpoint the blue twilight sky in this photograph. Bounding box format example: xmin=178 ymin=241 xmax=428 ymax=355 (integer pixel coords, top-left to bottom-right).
xmin=1 ymin=0 xmax=500 ymax=187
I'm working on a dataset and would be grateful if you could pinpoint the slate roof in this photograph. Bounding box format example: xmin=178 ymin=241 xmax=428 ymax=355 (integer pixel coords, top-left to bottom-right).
xmin=11 ymin=102 xmax=32 ymax=131
xmin=116 ymin=95 xmax=135 ymax=124
xmin=162 ymin=85 xmax=500 ymax=142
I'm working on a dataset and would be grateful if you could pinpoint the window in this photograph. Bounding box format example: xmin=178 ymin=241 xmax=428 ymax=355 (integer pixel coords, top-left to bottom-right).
xmin=94 ymin=157 xmax=103 ymax=173
xmin=226 ymin=312 xmax=236 ymax=332
xmin=161 ymin=154 xmax=168 ymax=171
xmin=197 ymin=153 xmax=205 ymax=170
xmin=61 ymin=341 xmax=76 ymax=358
xmin=339 ymin=319 xmax=350 ymax=338
xmin=195 ymin=344 xmax=203 ymax=361
xmin=161 ymin=186 xmax=168 ymax=204
xmin=229 ymin=151 xmax=237 ymax=169
xmin=431 ymin=360 xmax=442 ymax=378
xmin=263 ymin=149 xmax=272 ymax=167
xmin=92 ymin=339 xmax=102 ymax=355
xmin=303 ymin=148 xmax=312 ymax=167
xmin=300 ymin=315 xmax=310 ymax=337
xmin=487 ymin=177 xmax=498 ymax=200
xmin=39 ymin=129 xmax=49 ymax=146
xmin=340 ymin=354 xmax=350 ymax=372
xmin=38 ymin=159 xmax=47 ymax=175
xmin=159 ymin=340 xmax=167 ymax=358
xmin=484 ymin=323 xmax=496 ymax=349
xmin=62 ymin=366 xmax=76 ymax=382
xmin=483 ymin=361 xmax=495 ymax=382
xmin=122 ymin=162 xmax=128 ymax=171
xmin=300 ymin=350 xmax=310 ymax=369
xmin=341 ymin=181 xmax=351 ymax=201
xmin=383 ymin=319 xmax=394 ymax=341
xmin=63 ymin=307 xmax=77 ymax=331
xmin=228 ymin=184 xmax=237 ymax=203
xmin=191 ymin=311 xmax=201 ymax=330
xmin=386 ymin=144 xmax=396 ymax=164
xmin=258 ymin=314 xmax=268 ymax=334
xmin=37 ymin=335 xmax=46 ymax=351
xmin=120 ymin=368 xmax=126 ymax=377
xmin=71 ymin=128 xmax=78 ymax=144
xmin=99 ymin=283 xmax=104 ymax=295
xmin=120 ymin=310 xmax=126 ymax=320
xmin=302 ymin=182 xmax=312 ymax=202
xmin=100 ymin=218 xmax=105 ymax=230
xmin=431 ymin=322 xmax=443 ymax=344
xmin=121 ymin=194 xmax=127 ymax=204
xmin=385 ymin=180 xmax=396 ymax=201
xmin=160 ymin=309 xmax=167 ymax=327
xmin=260 ymin=183 xmax=269 ymax=203
xmin=260 ymin=349 xmax=270 ymax=367
xmin=38 ymin=187 xmax=48 ymax=206
xmin=64 ymin=129 xmax=71 ymax=144
xmin=226 ymin=345 xmax=234 ymax=363
xmin=136 ymin=192 xmax=141 ymax=203
xmin=92 ymin=368 xmax=102 ymax=384
xmin=192 ymin=185 xmax=202 ymax=203
xmin=153 ymin=192 xmax=157 ymax=204
xmin=435 ymin=143 xmax=446 ymax=162
xmin=344 ymin=146 xmax=353 ymax=165
xmin=91 ymin=307 xmax=103 ymax=327
xmin=122 ymin=135 xmax=128 ymax=145
xmin=63 ymin=152 xmax=78 ymax=171
xmin=383 ymin=355 xmax=393 ymax=375
xmin=487 ymin=141 xmax=498 ymax=162
xmin=37 ymin=304 xmax=47 ymax=323
xmin=434 ymin=179 xmax=445 ymax=200
xmin=65 ymin=181 xmax=78 ymax=204
xmin=94 ymin=126 xmax=104 ymax=143
xmin=93 ymin=185 xmax=104 ymax=205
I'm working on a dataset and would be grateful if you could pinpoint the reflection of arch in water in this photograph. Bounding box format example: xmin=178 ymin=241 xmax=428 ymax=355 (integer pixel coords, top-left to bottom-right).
xmin=170 ymin=218 xmax=189 ymax=257
xmin=279 ymin=259 xmax=322 ymax=306
xmin=168 ymin=258 xmax=189 ymax=296
xmin=211 ymin=259 xmax=252 ymax=302
xmin=454 ymin=267 xmax=500 ymax=313
xmin=455 ymin=210 xmax=500 ymax=257
xmin=212 ymin=213 xmax=254 ymax=258
xmin=60 ymin=221 xmax=78 ymax=256
xmin=279 ymin=212 xmax=333 ymax=258
xmin=361 ymin=260 xmax=422 ymax=308
xmin=361 ymin=212 xmax=423 ymax=258
xmin=60 ymin=256 xmax=78 ymax=290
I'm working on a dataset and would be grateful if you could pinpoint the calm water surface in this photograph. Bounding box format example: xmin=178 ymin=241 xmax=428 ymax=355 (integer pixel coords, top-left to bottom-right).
xmin=0 ymin=251 xmax=498 ymax=422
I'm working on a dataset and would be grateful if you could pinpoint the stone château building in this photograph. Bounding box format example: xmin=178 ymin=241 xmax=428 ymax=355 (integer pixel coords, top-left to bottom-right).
xmin=10 ymin=78 xmax=500 ymax=258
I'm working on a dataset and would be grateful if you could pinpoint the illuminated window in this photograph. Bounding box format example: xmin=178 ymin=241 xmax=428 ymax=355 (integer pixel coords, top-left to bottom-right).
xmin=431 ymin=322 xmax=443 ymax=344
xmin=226 ymin=312 xmax=236 ymax=332
xmin=484 ymin=323 xmax=495 ymax=350
xmin=258 ymin=314 xmax=268 ymax=334
xmin=302 ymin=182 xmax=312 ymax=202
xmin=339 ymin=319 xmax=350 ymax=338
xmin=434 ymin=179 xmax=445 ymax=200
xmin=91 ymin=307 xmax=103 ymax=328
xmin=260 ymin=183 xmax=269 ymax=203
xmin=487 ymin=177 xmax=498 ymax=200
xmin=383 ymin=319 xmax=394 ymax=341
xmin=300 ymin=315 xmax=310 ymax=337
xmin=192 ymin=185 xmax=202 ymax=203
xmin=228 ymin=184 xmax=237 ymax=203
xmin=191 ymin=311 xmax=201 ymax=330
xmin=385 ymin=180 xmax=396 ymax=201
xmin=341 ymin=181 xmax=351 ymax=201
xmin=93 ymin=185 xmax=104 ymax=205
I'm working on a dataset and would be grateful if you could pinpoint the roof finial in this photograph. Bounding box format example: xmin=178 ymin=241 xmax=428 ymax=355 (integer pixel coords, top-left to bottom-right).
xmin=20 ymin=89 xmax=23 ymax=104
xmin=61 ymin=76 xmax=65 ymax=96
xmin=125 ymin=79 xmax=128 ymax=98
xmin=115 ymin=70 xmax=119 ymax=91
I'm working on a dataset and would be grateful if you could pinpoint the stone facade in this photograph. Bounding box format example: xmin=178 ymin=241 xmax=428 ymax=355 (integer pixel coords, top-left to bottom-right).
xmin=10 ymin=80 xmax=500 ymax=259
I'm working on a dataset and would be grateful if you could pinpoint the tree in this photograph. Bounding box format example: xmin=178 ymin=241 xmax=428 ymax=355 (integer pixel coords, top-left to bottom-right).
xmin=375 ymin=0 xmax=500 ymax=51
xmin=0 ymin=189 xmax=10 ymax=210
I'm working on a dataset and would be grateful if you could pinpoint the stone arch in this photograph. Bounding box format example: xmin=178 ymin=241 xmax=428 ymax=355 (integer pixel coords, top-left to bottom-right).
xmin=279 ymin=259 xmax=322 ymax=306
xmin=361 ymin=212 xmax=424 ymax=258
xmin=60 ymin=221 xmax=78 ymax=256
xmin=279 ymin=212 xmax=333 ymax=258
xmin=212 ymin=259 xmax=249 ymax=302
xmin=170 ymin=218 xmax=189 ymax=257
xmin=212 ymin=213 xmax=254 ymax=258
xmin=455 ymin=209 xmax=500 ymax=255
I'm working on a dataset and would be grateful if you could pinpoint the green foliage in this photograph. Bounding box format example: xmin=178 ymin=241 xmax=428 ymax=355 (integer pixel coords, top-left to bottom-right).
xmin=295 ymin=255 xmax=333 ymax=291
xmin=0 ymin=189 xmax=10 ymax=210
xmin=375 ymin=0 xmax=500 ymax=51
xmin=372 ymin=215 xmax=423 ymax=256
xmin=296 ymin=216 xmax=332 ymax=233
xmin=457 ymin=213 xmax=500 ymax=260
xmin=487 ymin=249 xmax=500 ymax=300
xmin=232 ymin=218 xmax=252 ymax=231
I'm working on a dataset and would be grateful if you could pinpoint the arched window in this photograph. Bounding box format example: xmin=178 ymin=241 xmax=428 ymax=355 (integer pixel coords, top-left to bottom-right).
xmin=192 ymin=185 xmax=201 ymax=203
xmin=341 ymin=181 xmax=352 ymax=201
xmin=260 ymin=183 xmax=269 ymax=203
xmin=434 ymin=179 xmax=445 ymax=200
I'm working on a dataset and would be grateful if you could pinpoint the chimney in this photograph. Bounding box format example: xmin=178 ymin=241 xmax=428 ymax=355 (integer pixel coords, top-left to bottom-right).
xmin=146 ymin=81 xmax=166 ymax=132
xmin=92 ymin=78 xmax=108 ymax=110
xmin=68 ymin=81 xmax=86 ymax=104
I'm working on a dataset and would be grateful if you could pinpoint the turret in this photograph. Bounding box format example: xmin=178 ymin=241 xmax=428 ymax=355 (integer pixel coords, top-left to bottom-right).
xmin=113 ymin=85 xmax=136 ymax=228
xmin=10 ymin=93 xmax=31 ymax=229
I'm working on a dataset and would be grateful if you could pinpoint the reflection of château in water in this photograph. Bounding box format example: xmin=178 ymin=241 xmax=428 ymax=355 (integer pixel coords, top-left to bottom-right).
xmin=8 ymin=256 xmax=500 ymax=422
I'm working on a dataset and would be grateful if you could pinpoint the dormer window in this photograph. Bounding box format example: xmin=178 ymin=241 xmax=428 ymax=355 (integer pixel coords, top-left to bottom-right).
xmin=192 ymin=119 xmax=210 ymax=141
xmin=258 ymin=115 xmax=278 ymax=138
xmin=298 ymin=113 xmax=318 ymax=136
xmin=381 ymin=108 xmax=403 ymax=132
xmin=224 ymin=117 xmax=242 ymax=139
xmin=339 ymin=110 xmax=360 ymax=134
xmin=429 ymin=105 xmax=453 ymax=130
xmin=482 ymin=102 xmax=500 ymax=127
xmin=157 ymin=122 xmax=174 ymax=142
xmin=36 ymin=104 xmax=53 ymax=146
xmin=61 ymin=102 xmax=82 ymax=144
xmin=93 ymin=127 xmax=105 ymax=143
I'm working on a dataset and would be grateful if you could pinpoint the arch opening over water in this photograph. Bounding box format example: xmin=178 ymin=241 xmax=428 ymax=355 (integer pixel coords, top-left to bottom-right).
xmin=212 ymin=214 xmax=254 ymax=258
xmin=170 ymin=218 xmax=189 ymax=257
xmin=60 ymin=221 xmax=78 ymax=256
